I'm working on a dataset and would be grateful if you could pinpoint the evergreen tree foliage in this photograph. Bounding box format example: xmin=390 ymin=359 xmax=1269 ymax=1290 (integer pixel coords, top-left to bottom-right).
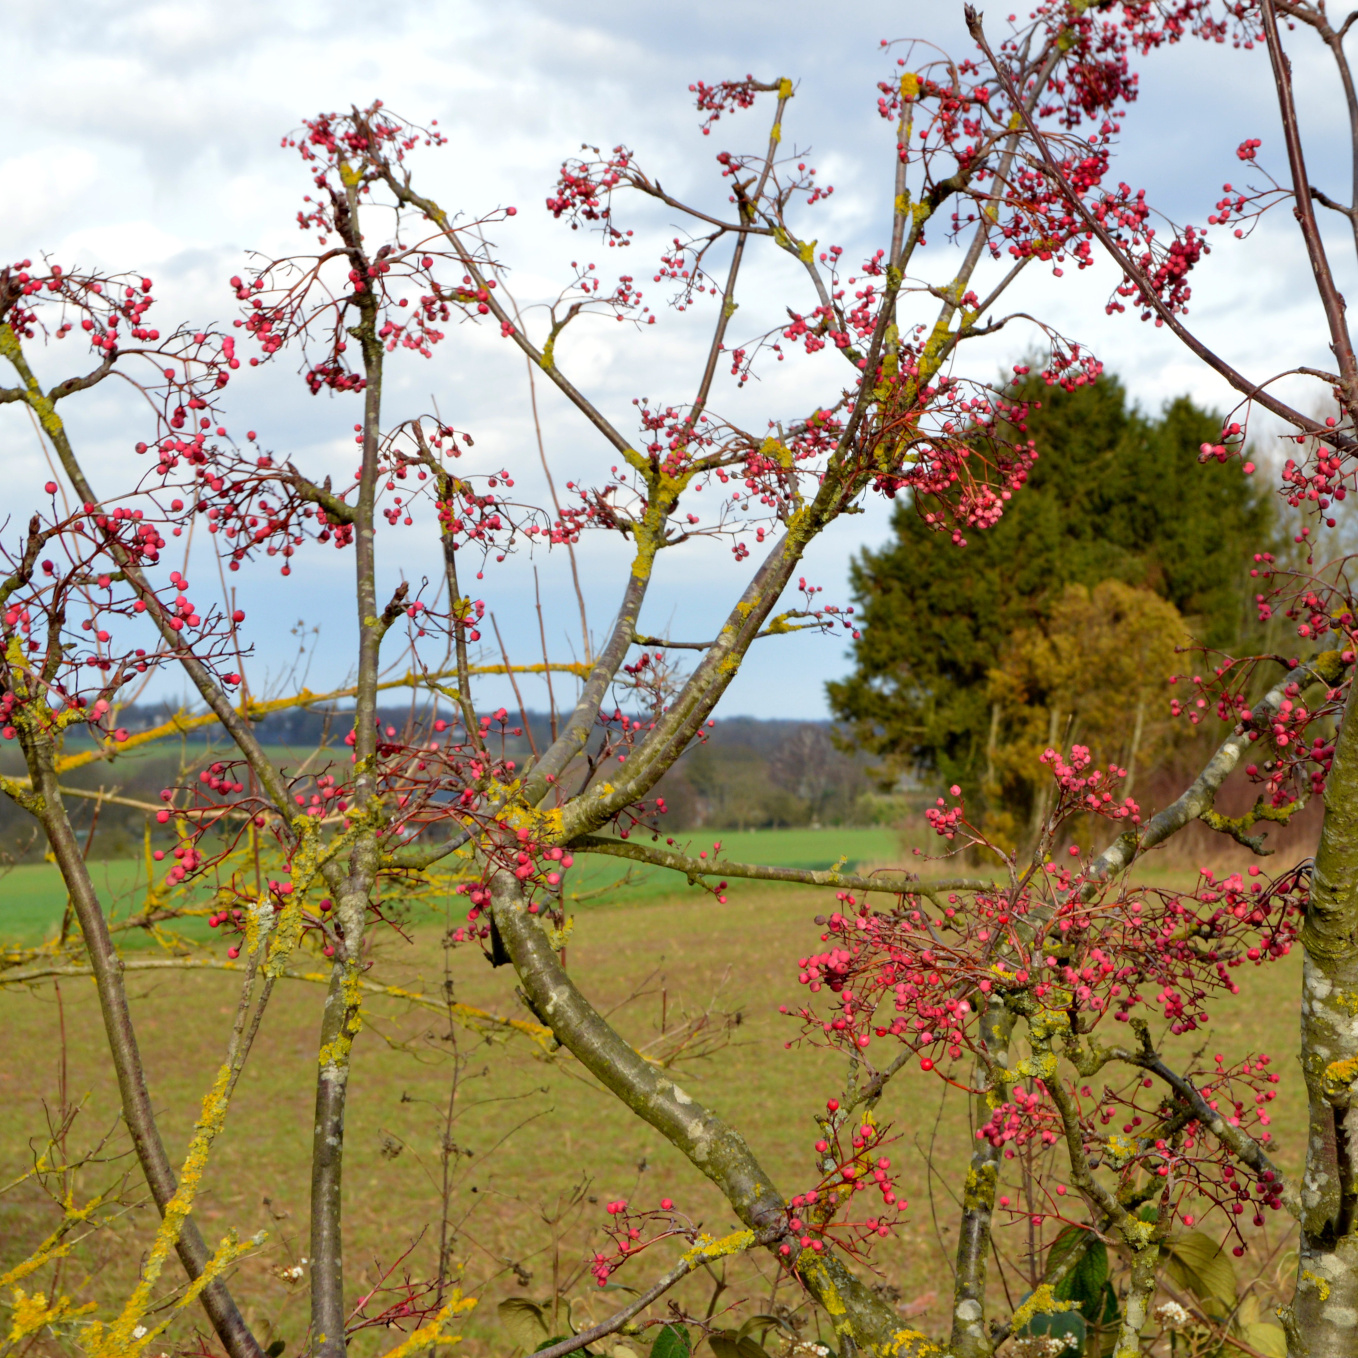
xmin=827 ymin=377 xmax=1272 ymax=812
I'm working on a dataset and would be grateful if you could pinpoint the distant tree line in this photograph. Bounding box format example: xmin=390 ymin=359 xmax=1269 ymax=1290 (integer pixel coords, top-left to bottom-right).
xmin=0 ymin=705 xmax=882 ymax=863
xmin=648 ymin=717 xmax=884 ymax=829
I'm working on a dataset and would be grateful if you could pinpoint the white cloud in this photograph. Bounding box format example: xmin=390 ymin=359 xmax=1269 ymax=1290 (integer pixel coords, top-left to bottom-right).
xmin=0 ymin=0 xmax=1351 ymax=717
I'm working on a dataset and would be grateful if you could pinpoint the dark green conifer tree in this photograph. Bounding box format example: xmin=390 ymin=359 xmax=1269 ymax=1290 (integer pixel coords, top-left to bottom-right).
xmin=827 ymin=376 xmax=1273 ymax=805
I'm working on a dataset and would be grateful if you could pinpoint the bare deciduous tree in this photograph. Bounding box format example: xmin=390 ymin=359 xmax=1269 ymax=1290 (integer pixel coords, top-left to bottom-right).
xmin=3 ymin=5 xmax=1357 ymax=1357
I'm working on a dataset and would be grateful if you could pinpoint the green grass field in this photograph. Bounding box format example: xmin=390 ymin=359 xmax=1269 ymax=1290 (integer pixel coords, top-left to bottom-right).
xmin=0 ymin=828 xmax=908 ymax=946
xmin=0 ymin=833 xmax=1307 ymax=1356
xmin=0 ymin=859 xmax=145 ymax=941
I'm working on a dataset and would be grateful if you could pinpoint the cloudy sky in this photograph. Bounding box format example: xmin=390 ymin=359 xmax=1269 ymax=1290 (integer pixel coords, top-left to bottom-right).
xmin=0 ymin=0 xmax=1349 ymax=719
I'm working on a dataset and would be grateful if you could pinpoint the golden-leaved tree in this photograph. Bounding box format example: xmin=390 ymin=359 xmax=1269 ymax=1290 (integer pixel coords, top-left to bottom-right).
xmin=983 ymin=581 xmax=1190 ymax=850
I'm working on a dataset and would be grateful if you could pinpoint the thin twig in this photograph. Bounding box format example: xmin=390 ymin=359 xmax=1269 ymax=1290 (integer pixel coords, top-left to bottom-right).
xmin=491 ymin=613 xmax=540 ymax=761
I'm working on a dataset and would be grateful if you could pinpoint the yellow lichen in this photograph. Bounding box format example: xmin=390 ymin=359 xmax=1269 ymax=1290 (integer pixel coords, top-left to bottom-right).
xmin=545 ymin=913 xmax=575 ymax=952
xmin=1301 ymin=1269 xmax=1331 ymax=1300
xmin=87 ymin=1059 xmax=245 ymax=1355
xmin=680 ymin=1228 xmax=755 ymax=1264
xmin=87 ymin=1229 xmax=258 ymax=1358
xmin=1323 ymin=1055 xmax=1358 ymax=1096
xmin=7 ymin=1287 xmax=94 ymax=1344
xmin=372 ymin=1289 xmax=476 ymax=1357
xmin=884 ymin=1329 xmax=939 ymax=1357
xmin=0 ymin=1189 xmax=114 ymax=1290
xmin=1104 ymin=1133 xmax=1139 ymax=1169
xmin=1016 ymin=1050 xmax=1058 ymax=1081
xmin=962 ymin=1161 xmax=998 ymax=1211
xmin=799 ymin=1255 xmax=846 ymax=1321
xmin=1009 ymin=1285 xmax=1076 ymax=1333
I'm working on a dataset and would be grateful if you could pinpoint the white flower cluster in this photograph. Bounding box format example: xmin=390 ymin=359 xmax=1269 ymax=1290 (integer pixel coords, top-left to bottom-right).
xmin=1154 ymin=1301 xmax=1191 ymax=1331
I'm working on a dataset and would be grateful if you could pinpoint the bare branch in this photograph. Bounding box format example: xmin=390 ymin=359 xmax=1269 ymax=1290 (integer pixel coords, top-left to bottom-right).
xmin=965 ymin=8 xmax=1350 ymax=444
xmin=530 ymin=1229 xmax=781 ymax=1358
xmin=1260 ymin=0 xmax=1358 ymax=405
xmin=1311 ymin=184 xmax=1357 ymax=220
xmin=285 ymin=467 xmax=358 ymax=524
xmin=0 ymin=956 xmax=554 ymax=1046
xmin=490 ymin=872 xmax=930 ymax=1354
xmin=570 ymin=832 xmax=995 ymax=902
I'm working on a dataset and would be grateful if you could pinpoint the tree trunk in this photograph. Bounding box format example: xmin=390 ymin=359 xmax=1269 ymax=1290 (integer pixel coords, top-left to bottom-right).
xmin=948 ymin=999 xmax=1015 ymax=1358
xmin=1293 ymin=681 xmax=1358 ymax=1355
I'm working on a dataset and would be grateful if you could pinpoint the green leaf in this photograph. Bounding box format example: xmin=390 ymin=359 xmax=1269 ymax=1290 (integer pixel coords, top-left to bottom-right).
xmin=708 ymin=1333 xmax=763 ymax=1358
xmin=1019 ymin=1306 xmax=1087 ymax=1353
xmin=534 ymin=1338 xmax=593 ymax=1357
xmin=1164 ymin=1232 xmax=1237 ymax=1321
xmin=499 ymin=1297 xmax=550 ymax=1351
xmin=651 ymin=1324 xmax=691 ymax=1358
xmin=1049 ymin=1227 xmax=1110 ymax=1324
xmin=1238 ymin=1322 xmax=1287 ymax=1358
xmin=265 ymin=1344 xmax=286 ymax=1358
xmin=1234 ymin=1296 xmax=1287 ymax=1358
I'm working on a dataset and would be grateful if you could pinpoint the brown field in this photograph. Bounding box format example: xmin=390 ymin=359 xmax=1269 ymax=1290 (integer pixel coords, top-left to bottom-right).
xmin=0 ymin=858 xmax=1308 ymax=1357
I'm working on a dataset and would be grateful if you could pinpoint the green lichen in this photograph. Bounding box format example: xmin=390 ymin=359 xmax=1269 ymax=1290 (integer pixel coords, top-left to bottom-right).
xmin=962 ymin=1161 xmax=998 ymax=1211
xmin=1104 ymin=1133 xmax=1139 ymax=1170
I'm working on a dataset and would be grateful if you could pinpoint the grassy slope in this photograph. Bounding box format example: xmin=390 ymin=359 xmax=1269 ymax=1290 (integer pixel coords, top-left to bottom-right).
xmin=0 ymin=828 xmax=906 ymax=945
xmin=0 ymin=835 xmax=1305 ymax=1356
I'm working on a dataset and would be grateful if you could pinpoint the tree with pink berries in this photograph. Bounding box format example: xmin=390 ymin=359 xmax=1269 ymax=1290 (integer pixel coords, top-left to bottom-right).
xmin=2 ymin=3 xmax=1358 ymax=1357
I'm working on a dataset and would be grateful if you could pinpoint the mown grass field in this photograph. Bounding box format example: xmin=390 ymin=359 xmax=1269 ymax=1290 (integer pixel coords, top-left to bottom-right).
xmin=0 ymin=832 xmax=1307 ymax=1357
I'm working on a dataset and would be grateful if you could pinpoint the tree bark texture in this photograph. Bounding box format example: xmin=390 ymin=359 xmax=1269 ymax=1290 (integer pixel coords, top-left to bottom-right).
xmin=1294 ymin=681 xmax=1358 ymax=1354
